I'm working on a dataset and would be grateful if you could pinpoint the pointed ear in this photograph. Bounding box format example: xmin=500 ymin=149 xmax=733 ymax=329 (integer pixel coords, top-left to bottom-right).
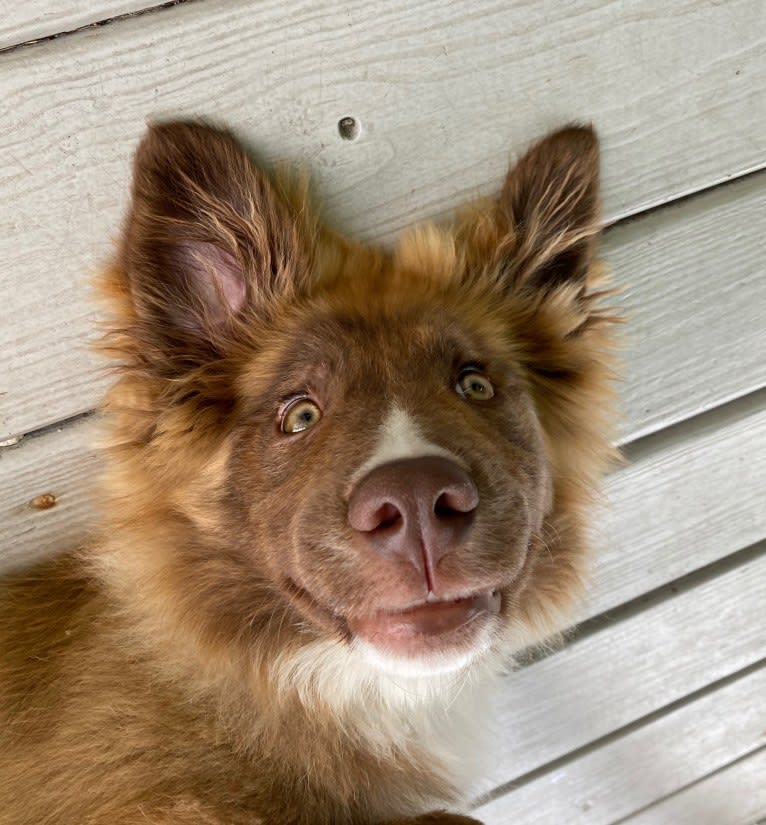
xmin=121 ymin=121 xmax=309 ymax=363
xmin=500 ymin=125 xmax=601 ymax=290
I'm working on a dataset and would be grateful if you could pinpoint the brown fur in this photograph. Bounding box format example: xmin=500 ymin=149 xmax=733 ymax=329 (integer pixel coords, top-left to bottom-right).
xmin=0 ymin=121 xmax=619 ymax=824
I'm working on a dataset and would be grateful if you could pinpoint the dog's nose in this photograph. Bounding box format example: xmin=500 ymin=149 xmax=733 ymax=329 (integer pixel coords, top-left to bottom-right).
xmin=348 ymin=456 xmax=479 ymax=585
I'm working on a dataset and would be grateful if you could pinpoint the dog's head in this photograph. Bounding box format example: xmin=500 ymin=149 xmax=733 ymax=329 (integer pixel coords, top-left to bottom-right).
xmin=99 ymin=121 xmax=617 ymax=695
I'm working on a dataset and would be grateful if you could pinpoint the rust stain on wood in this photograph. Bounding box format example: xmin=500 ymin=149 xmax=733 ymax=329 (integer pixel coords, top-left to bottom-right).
xmin=30 ymin=492 xmax=57 ymax=510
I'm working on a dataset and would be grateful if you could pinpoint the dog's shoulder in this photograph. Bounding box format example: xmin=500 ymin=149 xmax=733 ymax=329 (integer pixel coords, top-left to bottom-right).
xmin=0 ymin=554 xmax=101 ymax=721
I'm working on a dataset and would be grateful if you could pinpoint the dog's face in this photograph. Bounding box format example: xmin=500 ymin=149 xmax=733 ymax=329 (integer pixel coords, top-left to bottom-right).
xmin=228 ymin=294 xmax=551 ymax=676
xmin=103 ymin=122 xmax=616 ymax=687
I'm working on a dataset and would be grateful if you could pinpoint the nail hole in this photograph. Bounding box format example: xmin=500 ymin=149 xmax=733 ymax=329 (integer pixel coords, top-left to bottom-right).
xmin=30 ymin=492 xmax=57 ymax=510
xmin=338 ymin=116 xmax=361 ymax=141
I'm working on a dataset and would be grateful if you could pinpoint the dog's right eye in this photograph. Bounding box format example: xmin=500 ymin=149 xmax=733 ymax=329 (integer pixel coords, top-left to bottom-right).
xmin=456 ymin=369 xmax=495 ymax=401
xmin=280 ymin=398 xmax=322 ymax=434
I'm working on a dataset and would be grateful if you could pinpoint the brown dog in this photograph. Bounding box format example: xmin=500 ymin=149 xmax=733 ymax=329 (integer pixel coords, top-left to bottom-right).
xmin=0 ymin=121 xmax=618 ymax=824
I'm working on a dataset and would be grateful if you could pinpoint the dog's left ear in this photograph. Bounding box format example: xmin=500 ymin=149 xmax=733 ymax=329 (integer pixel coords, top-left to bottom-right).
xmin=500 ymin=125 xmax=601 ymax=290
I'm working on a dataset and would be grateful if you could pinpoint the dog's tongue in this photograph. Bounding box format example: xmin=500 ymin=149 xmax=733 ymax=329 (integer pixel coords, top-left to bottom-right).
xmin=348 ymin=591 xmax=498 ymax=651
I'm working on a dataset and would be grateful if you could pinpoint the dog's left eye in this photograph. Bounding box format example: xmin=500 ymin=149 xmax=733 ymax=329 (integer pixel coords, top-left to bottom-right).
xmin=456 ymin=370 xmax=495 ymax=401
xmin=280 ymin=398 xmax=322 ymax=434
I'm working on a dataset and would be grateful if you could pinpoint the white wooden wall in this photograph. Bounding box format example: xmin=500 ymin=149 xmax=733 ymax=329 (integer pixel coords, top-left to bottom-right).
xmin=1 ymin=1 xmax=765 ymax=821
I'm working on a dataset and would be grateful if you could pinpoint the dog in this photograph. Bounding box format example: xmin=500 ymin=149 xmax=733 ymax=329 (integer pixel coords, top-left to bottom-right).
xmin=0 ymin=121 xmax=618 ymax=824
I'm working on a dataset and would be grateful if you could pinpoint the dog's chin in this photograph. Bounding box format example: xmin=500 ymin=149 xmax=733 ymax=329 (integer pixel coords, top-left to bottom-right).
xmin=347 ymin=589 xmax=501 ymax=678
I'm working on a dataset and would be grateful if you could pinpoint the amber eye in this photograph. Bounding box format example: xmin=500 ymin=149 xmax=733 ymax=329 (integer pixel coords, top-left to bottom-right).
xmin=456 ymin=370 xmax=495 ymax=401
xmin=280 ymin=398 xmax=322 ymax=434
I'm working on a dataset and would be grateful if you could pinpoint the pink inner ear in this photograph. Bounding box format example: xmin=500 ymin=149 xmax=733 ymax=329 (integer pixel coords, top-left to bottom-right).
xmin=179 ymin=240 xmax=247 ymax=320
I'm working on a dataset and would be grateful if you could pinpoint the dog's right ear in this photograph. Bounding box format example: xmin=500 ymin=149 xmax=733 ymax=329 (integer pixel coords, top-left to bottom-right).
xmin=500 ymin=124 xmax=601 ymax=292
xmin=119 ymin=121 xmax=309 ymax=368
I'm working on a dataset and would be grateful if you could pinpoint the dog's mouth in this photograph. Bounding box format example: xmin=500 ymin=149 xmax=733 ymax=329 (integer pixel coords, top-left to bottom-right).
xmin=281 ymin=577 xmax=501 ymax=667
xmin=346 ymin=589 xmax=501 ymax=661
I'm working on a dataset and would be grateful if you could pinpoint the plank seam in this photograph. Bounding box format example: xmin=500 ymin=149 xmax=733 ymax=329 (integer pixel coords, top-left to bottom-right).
xmin=604 ymin=164 xmax=766 ymax=234
xmin=0 ymin=410 xmax=96 ymax=453
xmin=620 ymin=384 xmax=766 ymax=463
xmin=472 ymin=658 xmax=766 ymax=810
xmin=0 ymin=0 xmax=200 ymax=56
xmin=515 ymin=538 xmax=766 ymax=670
xmin=608 ymin=742 xmax=766 ymax=825
xmin=7 ymin=373 xmax=765 ymax=465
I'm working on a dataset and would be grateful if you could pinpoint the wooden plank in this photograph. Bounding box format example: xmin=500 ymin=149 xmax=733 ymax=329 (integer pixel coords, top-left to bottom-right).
xmin=0 ymin=417 xmax=101 ymax=571
xmin=475 ymin=548 xmax=766 ymax=795
xmin=622 ymin=748 xmax=766 ymax=825
xmin=589 ymin=389 xmax=766 ymax=619
xmin=0 ymin=1 xmax=157 ymax=51
xmin=1 ymin=0 xmax=765 ymax=439
xmin=474 ymin=666 xmax=766 ymax=824
xmin=1 ymin=169 xmax=764 ymax=450
xmin=2 ymin=377 xmax=765 ymax=622
xmin=612 ymin=174 xmax=766 ymax=441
